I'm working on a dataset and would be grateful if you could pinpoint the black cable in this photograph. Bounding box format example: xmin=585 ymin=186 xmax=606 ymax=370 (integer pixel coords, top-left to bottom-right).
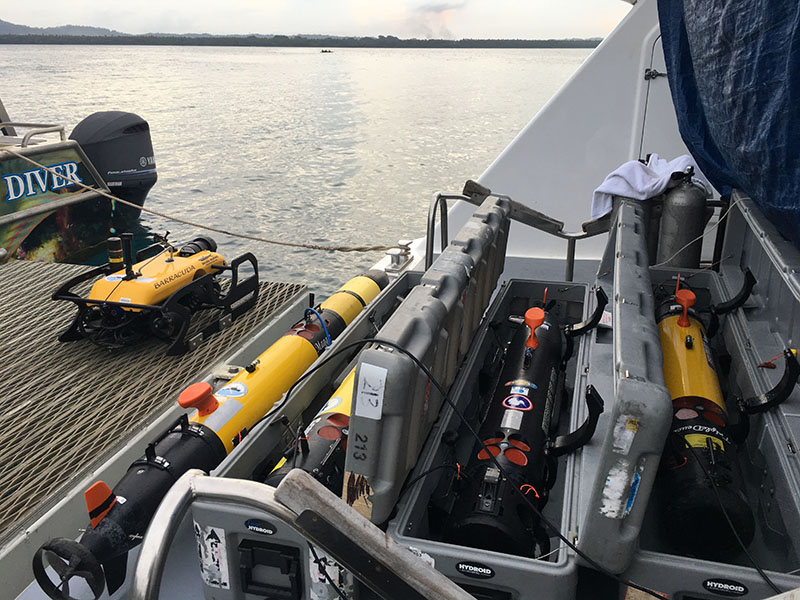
xmin=272 ymin=337 xmax=666 ymax=599
xmin=404 ymin=463 xmax=460 ymax=491
xmin=308 ymin=542 xmax=350 ymax=600
xmin=397 ymin=463 xmax=465 ymax=509
xmin=685 ymin=442 xmax=782 ymax=594
xmin=369 ymin=342 xmax=666 ymax=599
xmin=290 ymin=420 xmax=304 ymax=470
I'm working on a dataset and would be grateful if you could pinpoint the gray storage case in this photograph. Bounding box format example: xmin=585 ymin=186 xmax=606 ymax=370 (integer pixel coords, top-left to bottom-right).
xmin=343 ymin=195 xmax=511 ymax=524
xmin=622 ymin=193 xmax=800 ymax=598
xmin=576 ymin=199 xmax=673 ymax=574
xmin=387 ymin=278 xmax=593 ymax=600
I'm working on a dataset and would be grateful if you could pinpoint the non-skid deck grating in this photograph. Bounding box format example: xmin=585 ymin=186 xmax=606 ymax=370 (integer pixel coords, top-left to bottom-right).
xmin=0 ymin=260 xmax=305 ymax=544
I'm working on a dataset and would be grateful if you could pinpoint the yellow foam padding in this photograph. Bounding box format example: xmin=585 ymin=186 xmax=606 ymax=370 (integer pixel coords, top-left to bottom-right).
xmin=320 ymin=275 xmax=382 ymax=326
xmin=88 ymin=250 xmax=227 ymax=310
xmin=659 ymin=314 xmax=725 ymax=412
xmin=192 ymin=335 xmax=319 ymax=453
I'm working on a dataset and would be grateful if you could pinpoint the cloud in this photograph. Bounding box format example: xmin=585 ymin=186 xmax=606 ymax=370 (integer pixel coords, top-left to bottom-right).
xmin=405 ymin=0 xmax=467 ymax=38
xmin=415 ymin=1 xmax=467 ymax=12
xmin=348 ymin=0 xmax=406 ymax=30
xmin=2 ymin=0 xmax=629 ymax=38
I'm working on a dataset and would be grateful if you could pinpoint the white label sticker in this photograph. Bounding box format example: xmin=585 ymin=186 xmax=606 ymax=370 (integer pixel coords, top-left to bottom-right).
xmin=193 ymin=522 xmax=230 ymax=589
xmin=309 ymin=546 xmax=355 ymax=599
xmin=202 ymin=398 xmax=244 ymax=431
xmin=317 ymin=395 xmax=343 ymax=416
xmin=600 ymin=459 xmax=631 ymax=519
xmin=216 ymin=381 xmax=248 ymax=397
xmin=355 ymin=363 xmax=387 ymax=420
xmin=611 ymin=415 xmax=638 ymax=455
xmin=500 ymin=409 xmax=524 ymax=431
xmin=599 ymin=310 xmax=613 ymax=328
xmin=509 ymin=386 xmax=529 ymax=396
xmin=105 ymin=275 xmax=154 ymax=282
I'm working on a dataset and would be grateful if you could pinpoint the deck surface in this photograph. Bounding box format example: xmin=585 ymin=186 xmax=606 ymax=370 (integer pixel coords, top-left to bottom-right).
xmin=0 ymin=260 xmax=305 ymax=544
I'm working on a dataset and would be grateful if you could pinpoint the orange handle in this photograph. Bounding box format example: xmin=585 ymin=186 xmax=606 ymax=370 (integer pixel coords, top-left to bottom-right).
xmin=525 ymin=307 xmax=545 ymax=349
xmin=178 ymin=382 xmax=219 ymax=416
xmin=675 ymin=289 xmax=696 ymax=328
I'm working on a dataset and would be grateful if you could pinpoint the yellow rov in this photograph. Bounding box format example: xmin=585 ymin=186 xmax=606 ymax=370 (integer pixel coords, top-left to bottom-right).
xmin=52 ymin=232 xmax=258 ymax=354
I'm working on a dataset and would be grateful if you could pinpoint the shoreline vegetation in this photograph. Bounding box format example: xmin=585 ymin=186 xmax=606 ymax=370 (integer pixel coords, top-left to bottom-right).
xmin=0 ymin=34 xmax=600 ymax=48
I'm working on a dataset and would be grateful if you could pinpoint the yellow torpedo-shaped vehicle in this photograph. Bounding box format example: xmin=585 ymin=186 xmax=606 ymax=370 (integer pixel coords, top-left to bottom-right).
xmin=654 ymin=271 xmax=800 ymax=560
xmin=32 ymin=272 xmax=387 ymax=599
xmin=52 ymin=232 xmax=258 ymax=354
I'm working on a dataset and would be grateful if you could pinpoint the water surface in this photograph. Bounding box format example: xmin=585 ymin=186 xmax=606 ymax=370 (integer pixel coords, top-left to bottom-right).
xmin=2 ymin=45 xmax=591 ymax=295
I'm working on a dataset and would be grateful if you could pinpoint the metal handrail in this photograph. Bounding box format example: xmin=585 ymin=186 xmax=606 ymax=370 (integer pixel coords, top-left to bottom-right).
xmin=481 ymin=190 xmax=611 ymax=280
xmin=425 ymin=183 xmax=612 ymax=280
xmin=131 ymin=469 xmax=474 ymax=600
xmin=425 ymin=193 xmax=467 ymax=269
xmin=0 ymin=121 xmax=60 ymax=129
xmin=0 ymin=122 xmax=67 ymax=146
xmin=21 ymin=126 xmax=67 ymax=147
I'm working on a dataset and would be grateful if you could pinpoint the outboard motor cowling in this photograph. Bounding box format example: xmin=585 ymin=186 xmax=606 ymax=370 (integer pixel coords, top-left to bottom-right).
xmin=70 ymin=111 xmax=157 ymax=223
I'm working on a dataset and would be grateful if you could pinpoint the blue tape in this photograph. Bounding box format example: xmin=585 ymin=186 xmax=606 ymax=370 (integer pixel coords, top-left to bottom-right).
xmin=304 ymin=307 xmax=332 ymax=346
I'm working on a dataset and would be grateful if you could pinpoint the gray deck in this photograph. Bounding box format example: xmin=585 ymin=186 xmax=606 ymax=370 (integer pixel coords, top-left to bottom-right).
xmin=0 ymin=259 xmax=305 ymax=545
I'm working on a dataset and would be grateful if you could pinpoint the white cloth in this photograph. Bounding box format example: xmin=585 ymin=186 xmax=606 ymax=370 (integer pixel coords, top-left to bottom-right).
xmin=590 ymin=154 xmax=712 ymax=219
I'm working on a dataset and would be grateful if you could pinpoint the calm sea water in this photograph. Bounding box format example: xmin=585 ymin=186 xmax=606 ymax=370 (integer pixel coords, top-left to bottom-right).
xmin=2 ymin=45 xmax=590 ymax=296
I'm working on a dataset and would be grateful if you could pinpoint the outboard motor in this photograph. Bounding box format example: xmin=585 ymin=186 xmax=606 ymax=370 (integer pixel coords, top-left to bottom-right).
xmin=70 ymin=111 xmax=157 ymax=223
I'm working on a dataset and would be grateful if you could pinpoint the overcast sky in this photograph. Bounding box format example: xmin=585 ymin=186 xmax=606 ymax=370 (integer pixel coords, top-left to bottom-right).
xmin=3 ymin=1 xmax=632 ymax=39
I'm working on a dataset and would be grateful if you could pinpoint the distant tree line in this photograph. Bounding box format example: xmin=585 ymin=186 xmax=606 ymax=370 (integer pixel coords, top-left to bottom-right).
xmin=0 ymin=34 xmax=600 ymax=48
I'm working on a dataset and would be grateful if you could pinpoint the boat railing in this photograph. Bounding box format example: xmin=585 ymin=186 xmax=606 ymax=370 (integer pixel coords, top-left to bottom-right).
xmin=131 ymin=469 xmax=474 ymax=600
xmin=0 ymin=122 xmax=66 ymax=147
xmin=426 ymin=179 xmax=611 ymax=280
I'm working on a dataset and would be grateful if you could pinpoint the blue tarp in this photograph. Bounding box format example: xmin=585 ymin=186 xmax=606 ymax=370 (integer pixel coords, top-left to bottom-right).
xmin=658 ymin=0 xmax=800 ymax=246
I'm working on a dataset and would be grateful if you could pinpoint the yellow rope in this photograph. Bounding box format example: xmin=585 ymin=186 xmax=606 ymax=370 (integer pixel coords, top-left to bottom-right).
xmin=2 ymin=147 xmax=401 ymax=253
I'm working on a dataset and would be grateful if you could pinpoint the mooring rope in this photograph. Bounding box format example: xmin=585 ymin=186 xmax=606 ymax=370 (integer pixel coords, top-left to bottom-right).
xmin=2 ymin=147 xmax=402 ymax=253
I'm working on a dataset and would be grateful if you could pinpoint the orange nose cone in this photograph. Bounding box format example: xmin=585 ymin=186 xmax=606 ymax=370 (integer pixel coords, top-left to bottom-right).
xmin=85 ymin=481 xmax=117 ymax=528
xmin=675 ymin=289 xmax=696 ymax=327
xmin=525 ymin=307 xmax=545 ymax=349
xmin=178 ymin=382 xmax=219 ymax=416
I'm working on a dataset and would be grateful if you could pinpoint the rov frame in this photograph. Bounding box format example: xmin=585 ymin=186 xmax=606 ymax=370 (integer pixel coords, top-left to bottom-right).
xmin=52 ymin=242 xmax=259 ymax=355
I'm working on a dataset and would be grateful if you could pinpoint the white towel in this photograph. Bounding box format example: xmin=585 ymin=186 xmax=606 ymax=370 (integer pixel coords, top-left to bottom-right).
xmin=590 ymin=154 xmax=712 ymax=219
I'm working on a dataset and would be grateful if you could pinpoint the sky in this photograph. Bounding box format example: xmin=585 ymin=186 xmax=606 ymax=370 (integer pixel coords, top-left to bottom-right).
xmin=1 ymin=0 xmax=632 ymax=39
